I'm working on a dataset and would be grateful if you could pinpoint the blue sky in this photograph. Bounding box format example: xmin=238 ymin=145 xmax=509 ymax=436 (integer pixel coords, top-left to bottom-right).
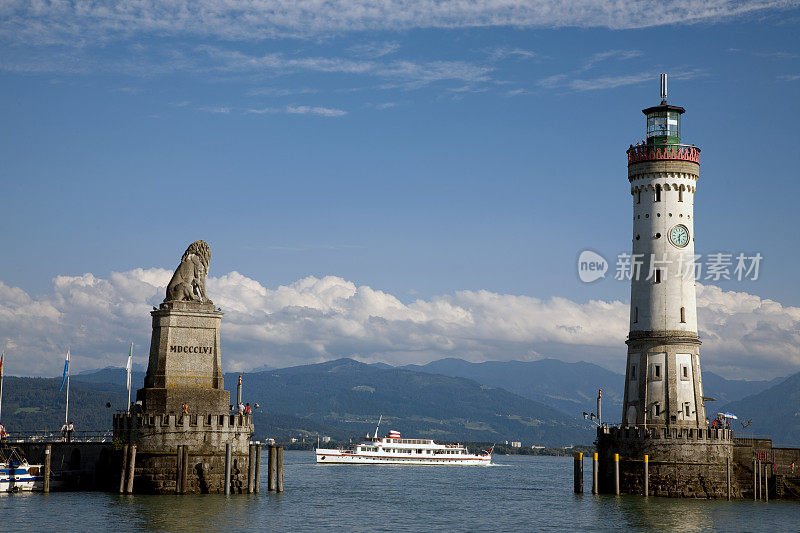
xmin=1 ymin=1 xmax=799 ymax=378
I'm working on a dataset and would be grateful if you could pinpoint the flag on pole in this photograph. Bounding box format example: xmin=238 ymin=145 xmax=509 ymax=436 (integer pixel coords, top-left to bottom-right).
xmin=0 ymin=352 xmax=4 ymax=378
xmin=126 ymin=343 xmax=133 ymax=392
xmin=59 ymin=349 xmax=70 ymax=391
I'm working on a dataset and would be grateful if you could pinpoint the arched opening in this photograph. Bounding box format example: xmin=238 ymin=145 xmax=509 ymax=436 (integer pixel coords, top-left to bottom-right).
xmin=655 ymin=185 xmax=661 ymax=202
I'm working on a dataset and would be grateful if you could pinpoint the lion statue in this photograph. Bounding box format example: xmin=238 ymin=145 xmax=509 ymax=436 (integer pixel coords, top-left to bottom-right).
xmin=165 ymin=240 xmax=212 ymax=303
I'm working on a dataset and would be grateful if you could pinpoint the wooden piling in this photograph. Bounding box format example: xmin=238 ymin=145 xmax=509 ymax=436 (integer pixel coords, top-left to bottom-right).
xmin=254 ymin=444 xmax=262 ymax=494
xmin=276 ymin=446 xmax=284 ymax=493
xmin=175 ymin=445 xmax=184 ymax=494
xmin=125 ymin=444 xmax=136 ymax=494
xmin=758 ymin=460 xmax=762 ymax=501
xmin=753 ymin=458 xmax=757 ymax=501
xmin=614 ymin=453 xmax=620 ymax=495
xmin=644 ymin=455 xmax=649 ymax=497
xmin=268 ymin=445 xmax=277 ymax=491
xmin=573 ymin=452 xmax=583 ymax=493
xmin=224 ymin=443 xmax=232 ymax=496
xmin=248 ymin=444 xmax=256 ymax=494
xmin=43 ymin=444 xmax=52 ymax=494
xmin=181 ymin=445 xmax=189 ymax=494
xmin=726 ymin=457 xmax=731 ymax=501
xmin=119 ymin=444 xmax=129 ymax=494
xmin=765 ymin=465 xmax=769 ymax=502
xmin=592 ymin=452 xmax=598 ymax=494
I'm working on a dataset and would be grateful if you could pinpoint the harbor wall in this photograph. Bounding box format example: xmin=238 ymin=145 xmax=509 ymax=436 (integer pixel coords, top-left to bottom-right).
xmin=13 ymin=442 xmax=118 ymax=491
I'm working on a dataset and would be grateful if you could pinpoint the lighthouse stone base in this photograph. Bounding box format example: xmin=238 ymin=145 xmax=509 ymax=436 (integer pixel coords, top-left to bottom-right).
xmin=597 ymin=426 xmax=737 ymax=498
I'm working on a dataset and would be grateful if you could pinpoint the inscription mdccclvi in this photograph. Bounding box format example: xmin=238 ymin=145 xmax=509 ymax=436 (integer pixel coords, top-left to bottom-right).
xmin=169 ymin=345 xmax=215 ymax=354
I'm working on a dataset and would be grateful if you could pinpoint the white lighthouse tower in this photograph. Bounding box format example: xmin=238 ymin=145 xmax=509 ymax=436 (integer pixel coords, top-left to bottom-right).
xmin=621 ymin=74 xmax=706 ymax=429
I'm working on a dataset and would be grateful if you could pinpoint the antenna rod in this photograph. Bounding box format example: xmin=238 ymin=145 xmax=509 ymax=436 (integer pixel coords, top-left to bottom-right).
xmin=660 ymin=73 xmax=667 ymax=103
xmin=374 ymin=414 xmax=382 ymax=439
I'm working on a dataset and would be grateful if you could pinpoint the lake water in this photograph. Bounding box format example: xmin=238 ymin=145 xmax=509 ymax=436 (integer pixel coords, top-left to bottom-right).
xmin=1 ymin=453 xmax=797 ymax=531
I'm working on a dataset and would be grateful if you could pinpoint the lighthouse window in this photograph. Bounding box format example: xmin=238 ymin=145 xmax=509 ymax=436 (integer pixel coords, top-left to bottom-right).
xmin=684 ymin=402 xmax=692 ymax=416
xmin=654 ymin=269 xmax=662 ymax=283
xmin=678 ymin=188 xmax=684 ymax=202
xmin=680 ymin=307 xmax=686 ymax=323
xmin=655 ymin=185 xmax=661 ymax=202
xmin=654 ymin=403 xmax=662 ymax=417
xmin=633 ymin=307 xmax=638 ymax=323
xmin=637 ymin=190 xmax=641 ymax=204
xmin=681 ymin=365 xmax=690 ymax=380
xmin=651 ymin=364 xmax=662 ymax=380
xmin=630 ymin=365 xmax=636 ymax=380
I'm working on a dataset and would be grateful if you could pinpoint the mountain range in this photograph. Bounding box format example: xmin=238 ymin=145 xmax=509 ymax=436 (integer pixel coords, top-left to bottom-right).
xmin=0 ymin=357 xmax=796 ymax=446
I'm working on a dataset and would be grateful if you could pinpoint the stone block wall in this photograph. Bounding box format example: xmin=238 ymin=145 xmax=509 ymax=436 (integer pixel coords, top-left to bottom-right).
xmin=596 ymin=426 xmax=735 ymax=498
xmin=113 ymin=412 xmax=254 ymax=494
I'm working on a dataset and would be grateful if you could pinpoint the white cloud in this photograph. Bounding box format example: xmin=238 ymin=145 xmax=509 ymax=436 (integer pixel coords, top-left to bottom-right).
xmin=1 ymin=1 xmax=793 ymax=46
xmin=245 ymin=105 xmax=347 ymax=116
xmin=539 ymin=68 xmax=706 ymax=91
xmin=285 ymin=105 xmax=347 ymax=117
xmin=247 ymin=87 xmax=319 ymax=97
xmin=581 ymin=49 xmax=644 ymax=70
xmin=198 ymin=105 xmax=231 ymax=114
xmin=487 ymin=47 xmax=543 ymax=62
xmin=348 ymin=41 xmax=401 ymax=58
xmin=2 ymin=270 xmax=799 ymax=379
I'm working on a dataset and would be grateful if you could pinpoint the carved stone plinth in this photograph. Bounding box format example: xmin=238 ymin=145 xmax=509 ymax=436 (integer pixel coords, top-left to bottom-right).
xmin=137 ymin=300 xmax=229 ymax=414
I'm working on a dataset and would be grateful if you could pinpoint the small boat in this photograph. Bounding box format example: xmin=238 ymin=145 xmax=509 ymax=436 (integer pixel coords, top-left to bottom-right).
xmin=0 ymin=448 xmax=42 ymax=492
xmin=315 ymin=418 xmax=493 ymax=466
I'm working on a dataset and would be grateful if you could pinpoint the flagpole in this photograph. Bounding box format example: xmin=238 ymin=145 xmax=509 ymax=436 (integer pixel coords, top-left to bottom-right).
xmin=65 ymin=348 xmax=70 ymax=425
xmin=0 ymin=352 xmax=5 ymax=423
xmin=127 ymin=342 xmax=133 ymax=414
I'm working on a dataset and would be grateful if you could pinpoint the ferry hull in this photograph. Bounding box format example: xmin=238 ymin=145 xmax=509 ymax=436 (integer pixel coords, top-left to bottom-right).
xmin=315 ymin=450 xmax=491 ymax=466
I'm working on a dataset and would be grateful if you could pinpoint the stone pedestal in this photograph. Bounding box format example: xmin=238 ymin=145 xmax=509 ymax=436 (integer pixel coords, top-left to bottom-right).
xmin=137 ymin=300 xmax=229 ymax=414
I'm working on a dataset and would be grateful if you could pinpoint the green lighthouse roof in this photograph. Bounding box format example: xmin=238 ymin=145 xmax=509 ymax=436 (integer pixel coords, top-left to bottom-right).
xmin=642 ymin=103 xmax=685 ymax=115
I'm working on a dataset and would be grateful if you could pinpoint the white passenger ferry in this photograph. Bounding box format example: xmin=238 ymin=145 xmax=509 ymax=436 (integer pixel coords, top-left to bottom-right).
xmin=315 ymin=423 xmax=493 ymax=466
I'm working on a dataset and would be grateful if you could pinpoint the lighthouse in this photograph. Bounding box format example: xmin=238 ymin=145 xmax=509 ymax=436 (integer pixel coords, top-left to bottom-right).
xmin=621 ymin=74 xmax=706 ymax=429
xmin=595 ymin=75 xmax=734 ymax=498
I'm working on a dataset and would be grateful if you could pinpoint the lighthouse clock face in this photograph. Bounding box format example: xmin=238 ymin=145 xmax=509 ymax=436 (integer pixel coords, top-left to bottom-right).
xmin=669 ymin=224 xmax=690 ymax=248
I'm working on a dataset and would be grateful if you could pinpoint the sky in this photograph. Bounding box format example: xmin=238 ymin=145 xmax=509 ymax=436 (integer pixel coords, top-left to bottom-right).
xmin=1 ymin=1 xmax=799 ymax=379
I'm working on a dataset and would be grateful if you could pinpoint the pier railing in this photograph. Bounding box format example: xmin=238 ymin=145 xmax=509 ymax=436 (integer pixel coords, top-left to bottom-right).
xmin=2 ymin=430 xmax=115 ymax=443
